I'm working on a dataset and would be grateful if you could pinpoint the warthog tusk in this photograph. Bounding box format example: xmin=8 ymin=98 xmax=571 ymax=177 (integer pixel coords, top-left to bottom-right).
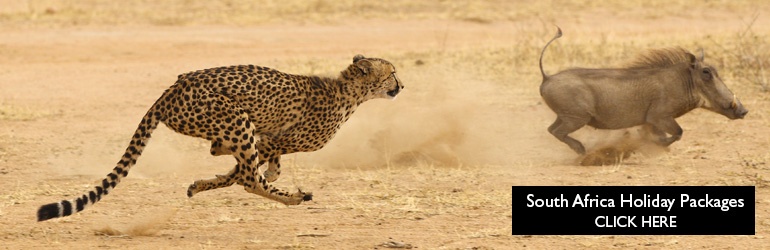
xmin=731 ymin=94 xmax=737 ymax=109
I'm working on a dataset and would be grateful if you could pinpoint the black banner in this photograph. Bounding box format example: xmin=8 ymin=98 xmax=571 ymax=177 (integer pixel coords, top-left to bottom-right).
xmin=511 ymin=186 xmax=755 ymax=235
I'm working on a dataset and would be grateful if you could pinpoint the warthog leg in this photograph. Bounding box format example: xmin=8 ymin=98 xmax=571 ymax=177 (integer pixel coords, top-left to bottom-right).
xmin=646 ymin=117 xmax=683 ymax=146
xmin=640 ymin=124 xmax=667 ymax=143
xmin=548 ymin=115 xmax=590 ymax=155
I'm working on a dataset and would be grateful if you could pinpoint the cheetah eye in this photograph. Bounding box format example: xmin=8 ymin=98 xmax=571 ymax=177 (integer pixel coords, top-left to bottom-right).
xmin=380 ymin=73 xmax=394 ymax=83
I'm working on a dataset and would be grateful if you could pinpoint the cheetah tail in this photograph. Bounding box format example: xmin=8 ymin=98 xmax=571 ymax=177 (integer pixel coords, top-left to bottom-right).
xmin=36 ymin=107 xmax=161 ymax=222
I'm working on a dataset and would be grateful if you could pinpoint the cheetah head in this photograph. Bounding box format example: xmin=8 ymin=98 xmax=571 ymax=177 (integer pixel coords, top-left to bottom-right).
xmin=351 ymin=55 xmax=404 ymax=100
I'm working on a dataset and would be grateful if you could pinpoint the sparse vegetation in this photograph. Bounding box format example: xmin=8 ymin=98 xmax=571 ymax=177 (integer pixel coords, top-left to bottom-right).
xmin=1 ymin=1 xmax=768 ymax=249
xmin=709 ymin=13 xmax=770 ymax=91
xmin=0 ymin=0 xmax=761 ymax=26
xmin=0 ymin=103 xmax=56 ymax=121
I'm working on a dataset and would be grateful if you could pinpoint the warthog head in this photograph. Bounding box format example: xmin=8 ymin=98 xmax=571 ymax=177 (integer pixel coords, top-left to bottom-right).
xmin=689 ymin=50 xmax=748 ymax=119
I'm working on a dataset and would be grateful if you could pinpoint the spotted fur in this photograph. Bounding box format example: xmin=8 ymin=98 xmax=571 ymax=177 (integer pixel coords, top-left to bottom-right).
xmin=37 ymin=55 xmax=403 ymax=221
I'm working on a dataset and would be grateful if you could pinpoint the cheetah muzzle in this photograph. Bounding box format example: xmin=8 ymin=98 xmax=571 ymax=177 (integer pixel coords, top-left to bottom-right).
xmin=387 ymin=86 xmax=400 ymax=98
xmin=386 ymin=73 xmax=403 ymax=99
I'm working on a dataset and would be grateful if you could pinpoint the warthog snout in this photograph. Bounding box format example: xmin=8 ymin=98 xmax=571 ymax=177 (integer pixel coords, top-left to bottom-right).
xmin=712 ymin=93 xmax=748 ymax=120
xmin=730 ymin=94 xmax=749 ymax=119
xmin=732 ymin=102 xmax=748 ymax=119
xmin=537 ymin=27 xmax=747 ymax=156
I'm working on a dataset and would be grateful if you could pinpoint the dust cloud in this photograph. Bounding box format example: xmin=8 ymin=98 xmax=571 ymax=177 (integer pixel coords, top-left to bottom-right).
xmin=577 ymin=128 xmax=669 ymax=166
xmin=287 ymin=62 xmax=669 ymax=169
xmin=95 ymin=208 xmax=177 ymax=236
xmin=290 ymin=65 xmax=560 ymax=169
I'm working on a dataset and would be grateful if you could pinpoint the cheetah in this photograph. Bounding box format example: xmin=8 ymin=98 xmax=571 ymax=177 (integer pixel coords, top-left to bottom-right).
xmin=37 ymin=55 xmax=403 ymax=221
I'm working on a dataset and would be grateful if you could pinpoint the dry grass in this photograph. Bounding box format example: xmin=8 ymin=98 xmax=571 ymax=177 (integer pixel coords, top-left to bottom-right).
xmin=0 ymin=0 xmax=763 ymax=26
xmin=0 ymin=103 xmax=57 ymax=121
xmin=708 ymin=13 xmax=770 ymax=91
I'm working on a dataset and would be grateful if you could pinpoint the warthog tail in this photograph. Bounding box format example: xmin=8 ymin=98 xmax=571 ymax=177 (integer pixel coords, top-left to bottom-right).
xmin=539 ymin=26 xmax=563 ymax=80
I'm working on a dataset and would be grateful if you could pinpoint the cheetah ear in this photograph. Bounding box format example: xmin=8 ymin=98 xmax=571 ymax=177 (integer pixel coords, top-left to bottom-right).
xmin=353 ymin=54 xmax=366 ymax=63
xmin=353 ymin=55 xmax=370 ymax=75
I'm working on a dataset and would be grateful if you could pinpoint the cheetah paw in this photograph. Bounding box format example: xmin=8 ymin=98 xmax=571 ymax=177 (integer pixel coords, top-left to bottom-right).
xmin=187 ymin=183 xmax=197 ymax=198
xmin=301 ymin=191 xmax=313 ymax=201
xmin=286 ymin=188 xmax=312 ymax=205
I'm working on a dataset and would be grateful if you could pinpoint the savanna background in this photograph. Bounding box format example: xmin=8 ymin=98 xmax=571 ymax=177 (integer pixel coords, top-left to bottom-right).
xmin=1 ymin=0 xmax=769 ymax=249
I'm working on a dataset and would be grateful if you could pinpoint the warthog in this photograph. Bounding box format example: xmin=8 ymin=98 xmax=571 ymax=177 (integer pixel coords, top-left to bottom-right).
xmin=539 ymin=27 xmax=748 ymax=155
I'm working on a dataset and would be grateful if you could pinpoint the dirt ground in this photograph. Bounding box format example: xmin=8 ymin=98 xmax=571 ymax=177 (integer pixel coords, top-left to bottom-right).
xmin=1 ymin=1 xmax=770 ymax=249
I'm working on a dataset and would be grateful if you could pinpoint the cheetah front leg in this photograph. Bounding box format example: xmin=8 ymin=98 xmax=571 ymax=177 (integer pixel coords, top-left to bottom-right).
xmin=176 ymin=92 xmax=309 ymax=205
xmin=188 ymin=146 xmax=309 ymax=205
xmin=260 ymin=152 xmax=282 ymax=183
xmin=256 ymin=139 xmax=282 ymax=183
xmin=210 ymin=140 xmax=234 ymax=156
xmin=237 ymin=139 xmax=311 ymax=205
xmin=263 ymin=155 xmax=281 ymax=183
xmin=188 ymin=134 xmax=309 ymax=204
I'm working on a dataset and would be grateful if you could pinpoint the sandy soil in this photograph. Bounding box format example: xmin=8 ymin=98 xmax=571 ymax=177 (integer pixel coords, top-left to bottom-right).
xmin=1 ymin=6 xmax=770 ymax=250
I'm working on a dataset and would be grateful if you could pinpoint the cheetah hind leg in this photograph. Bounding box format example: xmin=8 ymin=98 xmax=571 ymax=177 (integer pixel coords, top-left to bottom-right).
xmin=187 ymin=165 xmax=240 ymax=197
xmin=185 ymin=140 xmax=249 ymax=197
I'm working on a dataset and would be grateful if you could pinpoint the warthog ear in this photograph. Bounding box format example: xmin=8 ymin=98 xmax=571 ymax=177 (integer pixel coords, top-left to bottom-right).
xmin=687 ymin=53 xmax=698 ymax=69
xmin=698 ymin=48 xmax=705 ymax=62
